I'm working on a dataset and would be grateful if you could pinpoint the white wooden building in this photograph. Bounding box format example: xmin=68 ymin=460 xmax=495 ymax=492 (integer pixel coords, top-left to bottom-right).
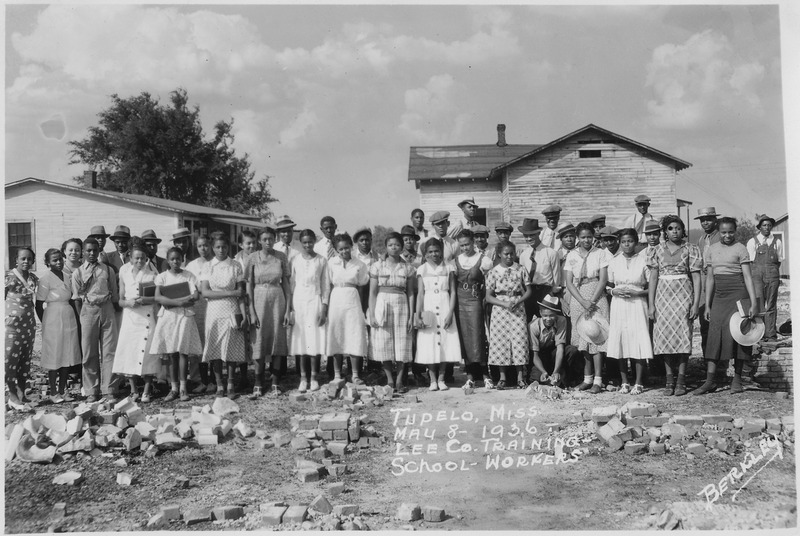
xmin=4 ymin=177 xmax=262 ymax=270
xmin=408 ymin=123 xmax=692 ymax=246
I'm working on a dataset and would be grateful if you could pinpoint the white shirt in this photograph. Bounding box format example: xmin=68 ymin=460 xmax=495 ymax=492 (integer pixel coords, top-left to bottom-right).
xmin=420 ymin=235 xmax=458 ymax=264
xmin=622 ymin=212 xmax=656 ymax=243
xmin=539 ymin=227 xmax=562 ymax=251
xmin=746 ymin=233 xmax=784 ymax=263
xmin=314 ymin=237 xmax=336 ymax=259
xmin=353 ymin=249 xmax=379 ymax=269
xmin=519 ymin=243 xmax=561 ymax=286
xmin=447 ymin=216 xmax=479 ymax=239
xmin=274 ymin=241 xmax=300 ymax=264
xmin=456 ymin=252 xmax=493 ymax=273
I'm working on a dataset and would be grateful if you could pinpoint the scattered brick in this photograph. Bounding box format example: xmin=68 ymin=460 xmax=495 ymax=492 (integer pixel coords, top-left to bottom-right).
xmin=52 ymin=471 xmax=84 ymax=486
xmin=591 ymin=406 xmax=618 ymax=424
xmin=197 ymin=434 xmax=219 ymax=446
xmin=289 ymin=393 xmax=307 ymax=403
xmin=422 ymin=506 xmax=446 ymax=522
xmin=319 ymin=412 xmax=350 ymax=431
xmin=333 ymin=505 xmax=360 ymax=516
xmin=328 ymin=464 xmax=347 ymax=477
xmin=160 ymin=505 xmax=182 ymax=520
xmin=291 ymin=437 xmax=311 ymax=451
xmin=233 ymin=420 xmax=254 ymax=438
xmin=309 ymin=447 xmax=331 ymax=460
xmin=211 ymin=397 xmax=240 ymax=416
xmin=155 ymin=432 xmax=184 ymax=450
xmin=397 ymin=503 xmax=421 ymax=522
xmin=308 ymin=495 xmax=333 ymax=515
xmin=211 ymin=506 xmax=244 ymax=521
xmin=116 ymin=472 xmax=133 ymax=486
xmin=50 ymin=503 xmax=67 ymax=520
xmin=272 ymin=431 xmax=293 ymax=447
xmin=327 ymin=442 xmax=348 ymax=456
xmin=282 ymin=505 xmax=308 ymax=524
xmin=702 ymin=414 xmax=733 ymax=425
xmin=184 ymin=508 xmax=212 ymax=526
xmin=298 ymin=467 xmax=321 ymax=483
xmin=686 ymin=443 xmax=705 ymax=456
xmin=649 ymin=443 xmax=666 ymax=455
xmin=147 ymin=513 xmax=167 ymax=528
xmin=328 ymin=482 xmax=345 ymax=496
xmin=673 ymin=415 xmax=704 ymax=426
xmin=623 ymin=441 xmax=647 ymax=455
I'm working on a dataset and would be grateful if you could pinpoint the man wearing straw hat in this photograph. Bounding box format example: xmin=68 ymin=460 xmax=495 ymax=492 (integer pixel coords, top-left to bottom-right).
xmin=528 ymin=295 xmax=581 ymax=387
xmin=448 ymin=198 xmax=480 ymax=238
xmin=87 ymin=225 xmax=111 ymax=266
xmin=695 ymin=207 xmax=721 ymax=353
xmin=275 ymin=216 xmax=300 ymax=264
xmin=171 ymin=227 xmax=196 ymax=263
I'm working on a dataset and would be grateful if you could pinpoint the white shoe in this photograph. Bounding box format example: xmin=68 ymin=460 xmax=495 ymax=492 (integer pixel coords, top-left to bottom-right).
xmin=438 ymin=381 xmax=449 ymax=391
xmin=298 ymin=380 xmax=308 ymax=393
xmin=429 ymin=382 xmax=439 ymax=391
xmin=310 ymin=380 xmax=320 ymax=392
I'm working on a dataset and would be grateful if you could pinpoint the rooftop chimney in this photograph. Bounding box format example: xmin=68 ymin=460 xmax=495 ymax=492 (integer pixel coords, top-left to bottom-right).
xmin=496 ymin=124 xmax=507 ymax=147
xmin=84 ymin=170 xmax=97 ymax=189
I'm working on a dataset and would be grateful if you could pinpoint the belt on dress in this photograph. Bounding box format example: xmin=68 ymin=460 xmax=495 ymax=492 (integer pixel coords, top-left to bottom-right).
xmin=460 ymin=282 xmax=485 ymax=291
xmin=495 ymin=290 xmax=523 ymax=297
xmin=255 ymin=283 xmax=282 ymax=289
xmin=378 ymin=287 xmax=405 ymax=295
xmin=660 ymin=274 xmax=689 ymax=280
xmin=334 ymin=283 xmax=358 ymax=288
xmin=578 ymin=277 xmax=599 ymax=284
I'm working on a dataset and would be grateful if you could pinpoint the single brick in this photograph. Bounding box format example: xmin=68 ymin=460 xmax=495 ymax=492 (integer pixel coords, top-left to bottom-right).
xmin=116 ymin=472 xmax=133 ymax=486
xmin=766 ymin=418 xmax=782 ymax=431
xmin=606 ymin=436 xmax=624 ymax=451
xmin=333 ymin=504 xmax=359 ymax=517
xmin=686 ymin=442 xmax=706 ymax=456
xmin=649 ymin=442 xmax=666 ymax=455
xmin=298 ymin=467 xmax=321 ymax=483
xmin=623 ymin=441 xmax=647 ymax=455
xmin=591 ymin=406 xmax=618 ymax=423
xmin=422 ymin=506 xmax=446 ymax=522
xmin=260 ymin=506 xmax=288 ymax=526
xmin=197 ymin=434 xmax=219 ymax=445
xmin=702 ymin=414 xmax=733 ymax=425
xmin=211 ymin=506 xmax=244 ymax=521
xmin=160 ymin=504 xmax=182 ymax=520
xmin=328 ymin=464 xmax=347 ymax=477
xmin=309 ymin=447 xmax=331 ymax=461
xmin=327 ymin=442 xmax=347 ymax=456
xmin=368 ymin=436 xmax=382 ymax=447
xmin=642 ymin=416 xmax=670 ymax=427
xmin=396 ymin=503 xmax=421 ymax=521
xmin=319 ymin=413 xmax=350 ymax=431
xmin=333 ymin=429 xmax=349 ymax=441
xmin=282 ymin=505 xmax=308 ymax=524
xmin=673 ymin=415 xmax=704 ymax=426
xmin=147 ymin=513 xmax=167 ymax=528
xmin=291 ymin=436 xmax=311 ymax=451
xmin=661 ymin=423 xmax=688 ymax=439
xmin=308 ymin=495 xmax=332 ymax=515
xmin=327 ymin=482 xmax=345 ymax=496
xmin=289 ymin=393 xmax=307 ymax=403
xmin=272 ymin=431 xmax=293 ymax=447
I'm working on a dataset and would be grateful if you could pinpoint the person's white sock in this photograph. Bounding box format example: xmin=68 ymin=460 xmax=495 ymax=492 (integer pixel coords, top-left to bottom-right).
xmin=593 ymin=375 xmax=603 ymax=386
xmin=583 ymin=375 xmax=594 ymax=384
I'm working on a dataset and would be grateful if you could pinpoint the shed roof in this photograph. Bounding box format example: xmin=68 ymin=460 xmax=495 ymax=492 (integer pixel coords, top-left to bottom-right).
xmin=407 ymin=123 xmax=691 ymax=184
xmin=5 ymin=178 xmax=262 ymax=221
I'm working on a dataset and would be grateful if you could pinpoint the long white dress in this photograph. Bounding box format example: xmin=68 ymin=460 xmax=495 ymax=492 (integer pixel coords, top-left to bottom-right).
xmin=35 ymin=269 xmax=81 ymax=370
xmin=415 ymin=262 xmax=462 ymax=364
xmin=290 ymin=254 xmax=329 ymax=356
xmin=149 ymin=270 xmax=203 ymax=355
xmin=112 ymin=263 xmax=161 ymax=377
xmin=326 ymin=257 xmax=369 ymax=356
xmin=606 ymin=252 xmax=653 ymax=360
xmin=185 ymin=256 xmax=211 ymax=347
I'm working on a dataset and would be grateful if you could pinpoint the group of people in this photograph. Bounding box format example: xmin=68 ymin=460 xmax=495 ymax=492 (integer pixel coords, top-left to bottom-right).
xmin=4 ymin=194 xmax=783 ymax=410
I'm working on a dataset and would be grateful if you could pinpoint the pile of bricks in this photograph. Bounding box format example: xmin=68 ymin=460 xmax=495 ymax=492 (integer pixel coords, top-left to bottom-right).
xmin=5 ymin=396 xmax=254 ymax=465
xmin=583 ymin=401 xmax=795 ymax=457
xmin=289 ymin=379 xmax=398 ymax=407
xmin=754 ymin=346 xmax=794 ymax=393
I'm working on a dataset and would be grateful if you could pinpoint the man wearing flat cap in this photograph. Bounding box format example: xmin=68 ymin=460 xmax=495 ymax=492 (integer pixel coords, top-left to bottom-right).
xmin=171 ymin=227 xmax=196 ymax=263
xmin=600 ymin=226 xmax=621 ymax=257
xmin=622 ymin=195 xmax=656 ymax=244
xmin=590 ymin=215 xmax=606 ymax=249
xmin=275 ymin=216 xmax=299 ymax=264
xmin=471 ymin=225 xmax=494 ymax=262
xmin=106 ymin=225 xmax=132 ymax=271
xmin=87 ymin=225 xmax=111 ymax=266
xmin=422 ymin=211 xmax=458 ymax=263
xmin=448 ymin=198 xmax=480 ymax=238
xmin=493 ymin=221 xmax=515 ymax=265
xmin=746 ymin=214 xmax=783 ymax=341
xmin=694 ymin=207 xmax=721 ymax=352
xmin=540 ymin=205 xmax=563 ymax=250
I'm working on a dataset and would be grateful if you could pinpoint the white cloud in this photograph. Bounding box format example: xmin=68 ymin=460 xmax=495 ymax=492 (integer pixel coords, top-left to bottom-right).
xmin=645 ymin=29 xmax=765 ymax=129
xmin=399 ymin=74 xmax=469 ymax=144
xmin=279 ymin=106 xmax=319 ymax=149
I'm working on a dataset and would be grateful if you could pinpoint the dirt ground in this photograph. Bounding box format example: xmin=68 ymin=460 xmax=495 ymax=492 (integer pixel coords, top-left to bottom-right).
xmin=4 ymin=283 xmax=797 ymax=532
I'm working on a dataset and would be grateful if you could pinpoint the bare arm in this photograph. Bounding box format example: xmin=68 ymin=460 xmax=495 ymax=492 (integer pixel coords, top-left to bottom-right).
xmin=647 ymin=267 xmax=659 ymax=320
xmin=741 ymin=264 xmax=758 ymax=317
xmin=368 ymin=277 xmax=379 ymax=327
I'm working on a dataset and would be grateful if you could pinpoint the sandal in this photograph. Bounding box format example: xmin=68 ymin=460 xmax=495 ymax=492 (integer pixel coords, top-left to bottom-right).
xmin=483 ymin=378 xmax=495 ymax=390
xmin=61 ymin=393 xmax=74 ymax=403
xmin=7 ymin=399 xmax=33 ymax=412
xmin=463 ymin=379 xmax=475 ymax=390
xmin=205 ymin=383 xmax=218 ymax=394
xmin=496 ymin=380 xmax=506 ymax=391
xmin=266 ymin=385 xmax=280 ymax=398
xmin=140 ymin=392 xmax=152 ymax=403
xmin=50 ymin=395 xmax=65 ymax=404
xmin=179 ymin=390 xmax=190 ymax=402
xmin=163 ymin=391 xmax=178 ymax=403
xmin=437 ymin=380 xmax=449 ymax=391
xmin=249 ymin=386 xmax=263 ymax=399
xmin=352 ymin=377 xmax=365 ymax=386
xmin=630 ymin=384 xmax=644 ymax=395
xmin=192 ymin=384 xmax=207 ymax=395
xmin=517 ymin=379 xmax=528 ymax=390
xmin=618 ymin=383 xmax=631 ymax=394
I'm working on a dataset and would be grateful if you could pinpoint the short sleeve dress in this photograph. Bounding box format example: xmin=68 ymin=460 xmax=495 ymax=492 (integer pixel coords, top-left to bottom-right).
xmin=185 ymin=256 xmax=211 ymax=346
xmin=35 ymin=269 xmax=81 ymax=370
xmin=565 ymin=247 xmax=610 ymax=353
xmin=200 ymin=258 xmax=246 ymax=363
xmin=112 ymin=263 xmax=160 ymax=377
xmin=486 ymin=263 xmax=529 ymax=366
xmin=326 ymin=257 xmax=369 ymax=357
xmin=606 ymin=252 xmax=652 ymax=360
xmin=249 ymin=250 xmax=290 ymax=361
xmin=149 ymin=270 xmax=203 ymax=356
xmin=369 ymin=259 xmax=415 ymax=363
xmin=290 ymin=254 xmax=329 ymax=356
xmin=5 ymin=270 xmax=38 ymax=381
xmin=415 ymin=262 xmax=461 ymax=365
xmin=647 ymin=241 xmax=702 ymax=355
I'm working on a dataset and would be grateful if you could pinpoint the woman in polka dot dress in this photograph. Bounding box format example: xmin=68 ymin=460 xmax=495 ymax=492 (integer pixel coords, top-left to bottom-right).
xmin=5 ymin=247 xmax=38 ymax=411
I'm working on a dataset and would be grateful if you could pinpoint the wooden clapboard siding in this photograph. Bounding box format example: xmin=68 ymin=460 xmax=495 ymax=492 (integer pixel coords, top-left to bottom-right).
xmin=773 ymin=214 xmax=790 ymax=277
xmin=504 ymin=138 xmax=677 ymax=247
xmin=5 ymin=182 xmax=178 ymax=270
xmin=418 ymin=179 xmax=503 ymax=224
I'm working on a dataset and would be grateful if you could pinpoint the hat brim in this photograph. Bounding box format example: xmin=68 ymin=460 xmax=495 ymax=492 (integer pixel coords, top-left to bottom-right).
xmin=275 ymin=224 xmax=296 ymax=231
xmin=518 ymin=227 xmax=542 ymax=235
xmin=172 ymin=234 xmax=192 ymax=241
xmin=110 ymin=234 xmax=131 ymax=240
xmin=143 ymin=238 xmax=162 ymax=244
xmin=694 ymin=214 xmax=719 ymax=220
xmin=729 ymin=312 xmax=765 ymax=346
xmin=576 ymin=313 xmax=609 ymax=345
xmin=89 ymin=233 xmax=110 ymax=238
xmin=458 ymin=201 xmax=479 ymax=208
xmin=537 ymin=302 xmax=562 ymax=314
xmin=757 ymin=217 xmax=776 ymax=226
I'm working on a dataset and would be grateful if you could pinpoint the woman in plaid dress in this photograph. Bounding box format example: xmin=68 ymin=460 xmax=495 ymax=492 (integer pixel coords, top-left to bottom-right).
xmin=368 ymin=233 xmax=415 ymax=392
xmin=485 ymin=242 xmax=532 ymax=389
xmin=647 ymin=215 xmax=702 ymax=396
xmin=564 ymin=222 xmax=611 ymax=394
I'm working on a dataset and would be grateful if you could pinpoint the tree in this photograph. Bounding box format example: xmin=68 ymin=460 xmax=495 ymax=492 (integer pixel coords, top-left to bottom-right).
xmin=68 ymin=88 xmax=276 ymax=220
xmin=735 ymin=214 xmax=758 ymax=245
xmin=371 ymin=225 xmax=395 ymax=256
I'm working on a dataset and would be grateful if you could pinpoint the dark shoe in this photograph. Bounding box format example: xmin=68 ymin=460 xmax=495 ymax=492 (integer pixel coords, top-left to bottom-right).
xmin=730 ymin=376 xmax=744 ymax=394
xmin=576 ymin=382 xmax=593 ymax=391
xmin=692 ymin=380 xmax=716 ymax=396
xmin=663 ymin=385 xmax=675 ymax=396
xmin=674 ymin=374 xmax=687 ymax=396
xmin=496 ymin=380 xmax=506 ymax=390
xmin=588 ymin=384 xmax=602 ymax=394
xmin=179 ymin=390 xmax=190 ymax=402
xmin=163 ymin=391 xmax=178 ymax=403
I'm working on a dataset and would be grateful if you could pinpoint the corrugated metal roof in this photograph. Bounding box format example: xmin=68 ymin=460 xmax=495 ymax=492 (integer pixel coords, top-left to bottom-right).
xmin=6 ymin=178 xmax=262 ymax=221
xmin=407 ymin=144 xmax=540 ymax=182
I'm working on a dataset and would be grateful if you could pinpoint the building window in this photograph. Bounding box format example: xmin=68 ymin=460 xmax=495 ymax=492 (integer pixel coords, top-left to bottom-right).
xmin=8 ymin=222 xmax=33 ymax=267
xmin=579 ymin=150 xmax=602 ymax=158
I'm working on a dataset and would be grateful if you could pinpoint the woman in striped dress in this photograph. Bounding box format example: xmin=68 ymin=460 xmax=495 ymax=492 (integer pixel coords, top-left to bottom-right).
xmin=564 ymin=222 xmax=610 ymax=394
xmin=368 ymin=232 xmax=415 ymax=392
xmin=485 ymin=242 xmax=532 ymax=390
xmin=647 ymin=215 xmax=702 ymax=396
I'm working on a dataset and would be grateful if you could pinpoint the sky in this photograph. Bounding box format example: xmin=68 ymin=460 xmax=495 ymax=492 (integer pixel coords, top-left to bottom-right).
xmin=4 ymin=2 xmax=794 ymax=236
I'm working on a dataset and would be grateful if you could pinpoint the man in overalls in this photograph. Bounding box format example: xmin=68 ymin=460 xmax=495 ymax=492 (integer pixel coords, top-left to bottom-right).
xmin=746 ymin=214 xmax=782 ymax=341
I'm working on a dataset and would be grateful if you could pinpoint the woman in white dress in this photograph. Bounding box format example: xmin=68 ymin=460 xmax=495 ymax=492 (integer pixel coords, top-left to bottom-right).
xmin=414 ymin=238 xmax=461 ymax=391
xmin=112 ymin=242 xmax=159 ymax=402
xmin=291 ymin=229 xmax=329 ymax=392
xmin=326 ymin=233 xmax=369 ymax=383
xmin=184 ymin=234 xmax=215 ymax=393
xmin=606 ymin=228 xmax=652 ymax=395
xmin=151 ymin=247 xmax=203 ymax=402
xmin=35 ymin=249 xmax=81 ymax=403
